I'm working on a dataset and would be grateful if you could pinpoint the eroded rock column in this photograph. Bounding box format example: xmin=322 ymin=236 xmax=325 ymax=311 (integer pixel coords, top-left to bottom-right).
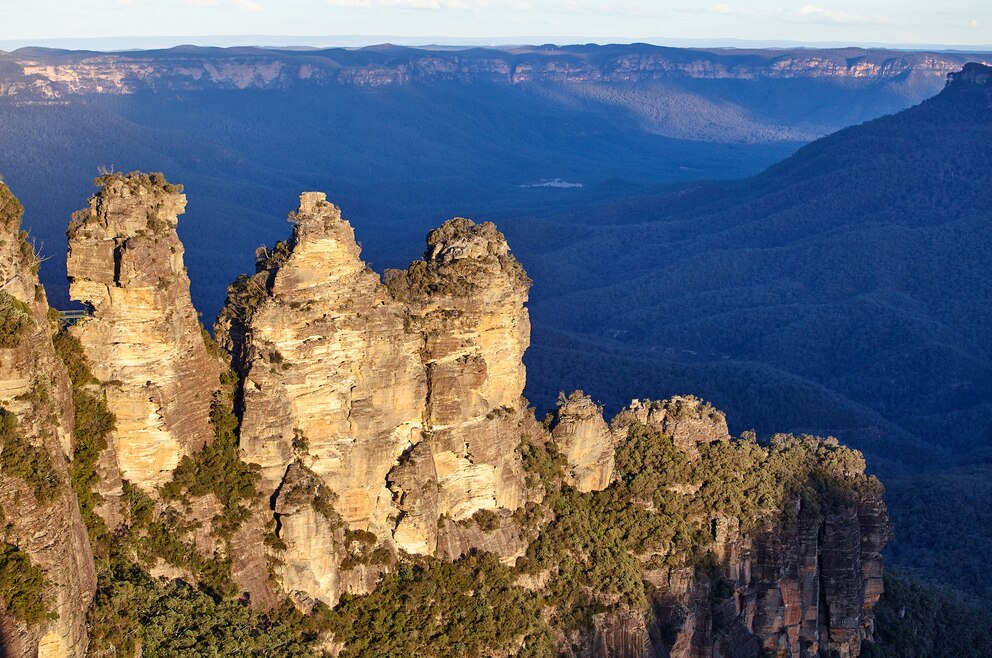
xmin=67 ymin=173 xmax=223 ymax=489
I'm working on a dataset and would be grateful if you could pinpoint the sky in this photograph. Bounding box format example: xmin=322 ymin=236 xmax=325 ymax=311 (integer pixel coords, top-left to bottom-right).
xmin=1 ymin=0 xmax=989 ymax=49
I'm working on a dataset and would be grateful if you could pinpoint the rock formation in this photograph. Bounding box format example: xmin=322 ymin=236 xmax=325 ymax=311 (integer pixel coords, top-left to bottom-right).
xmin=550 ymin=391 xmax=619 ymax=492
xmin=619 ymin=395 xmax=730 ymax=455
xmin=66 ymin=172 xmax=223 ymax=491
xmin=216 ymin=192 xmax=426 ymax=537
xmin=642 ymin=481 xmax=891 ymax=658
xmin=0 ymin=179 xmax=96 ymax=657
xmin=0 ymin=175 xmax=893 ymax=657
xmin=385 ymin=217 xmax=532 ymax=536
xmin=216 ymin=196 xmax=534 ymax=602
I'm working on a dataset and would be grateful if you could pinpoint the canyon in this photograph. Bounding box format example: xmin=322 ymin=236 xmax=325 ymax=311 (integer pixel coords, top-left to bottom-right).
xmin=0 ymin=172 xmax=891 ymax=657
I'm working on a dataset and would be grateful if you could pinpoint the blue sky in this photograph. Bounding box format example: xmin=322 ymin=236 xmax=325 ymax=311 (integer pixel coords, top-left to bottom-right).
xmin=2 ymin=0 xmax=989 ymax=47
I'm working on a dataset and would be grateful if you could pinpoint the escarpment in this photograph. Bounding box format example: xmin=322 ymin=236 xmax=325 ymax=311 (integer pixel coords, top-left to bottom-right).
xmin=0 ymin=174 xmax=893 ymax=658
xmin=0 ymin=179 xmax=96 ymax=658
xmin=66 ymin=173 xmax=224 ymax=490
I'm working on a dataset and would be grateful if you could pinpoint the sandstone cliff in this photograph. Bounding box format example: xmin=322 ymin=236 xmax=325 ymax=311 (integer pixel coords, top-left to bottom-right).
xmin=545 ymin=404 xmax=891 ymax=658
xmin=0 ymin=179 xmax=95 ymax=658
xmin=216 ymin=195 xmax=534 ymax=604
xmin=66 ymin=172 xmax=224 ymax=492
xmin=0 ymin=175 xmax=893 ymax=658
xmin=0 ymin=46 xmax=984 ymax=98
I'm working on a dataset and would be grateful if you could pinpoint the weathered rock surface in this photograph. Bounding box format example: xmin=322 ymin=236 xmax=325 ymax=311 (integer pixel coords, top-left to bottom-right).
xmin=619 ymin=396 xmax=730 ymax=455
xmin=0 ymin=179 xmax=96 ymax=658
xmin=67 ymin=173 xmax=223 ymax=491
xmin=217 ymin=192 xmax=426 ymax=539
xmin=217 ymin=198 xmax=533 ymax=581
xmin=271 ymin=462 xmax=345 ymax=606
xmin=551 ymin=392 xmax=618 ymax=492
xmin=386 ymin=218 xmax=531 ymax=528
xmin=630 ymin=441 xmax=892 ymax=658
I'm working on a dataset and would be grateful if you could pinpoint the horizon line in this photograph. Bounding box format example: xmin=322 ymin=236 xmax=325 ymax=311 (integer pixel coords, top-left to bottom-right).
xmin=2 ymin=34 xmax=991 ymax=54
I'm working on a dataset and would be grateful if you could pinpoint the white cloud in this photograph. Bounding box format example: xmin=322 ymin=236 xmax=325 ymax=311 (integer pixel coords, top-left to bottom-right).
xmin=792 ymin=5 xmax=892 ymax=26
xmin=185 ymin=0 xmax=261 ymax=11
xmin=323 ymin=0 xmax=531 ymax=10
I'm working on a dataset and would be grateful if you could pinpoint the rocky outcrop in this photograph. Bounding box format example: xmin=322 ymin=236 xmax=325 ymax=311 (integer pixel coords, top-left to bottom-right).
xmin=550 ymin=391 xmax=618 ymax=492
xmin=642 ymin=495 xmax=891 ymax=658
xmin=271 ymin=462 xmax=345 ymax=606
xmin=216 ymin=192 xmax=426 ymax=539
xmin=633 ymin=438 xmax=892 ymax=658
xmin=0 ymin=173 xmax=893 ymax=656
xmin=66 ymin=172 xmax=223 ymax=491
xmin=0 ymin=179 xmax=96 ymax=657
xmin=386 ymin=217 xmax=532 ymax=528
xmin=216 ymin=196 xmax=534 ymax=601
xmin=619 ymin=396 xmax=730 ymax=455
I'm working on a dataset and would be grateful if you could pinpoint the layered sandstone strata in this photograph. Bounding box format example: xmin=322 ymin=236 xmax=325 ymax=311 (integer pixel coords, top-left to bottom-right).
xmin=216 ymin=196 xmax=534 ymax=600
xmin=550 ymin=391 xmax=619 ymax=492
xmin=0 ymin=180 xmax=96 ymax=658
xmin=66 ymin=172 xmax=223 ymax=490
xmin=385 ymin=217 xmax=532 ymax=539
xmin=216 ymin=192 xmax=426 ymax=540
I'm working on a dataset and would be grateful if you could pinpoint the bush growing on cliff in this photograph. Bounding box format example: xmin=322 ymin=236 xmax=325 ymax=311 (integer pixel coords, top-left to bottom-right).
xmin=326 ymin=552 xmax=554 ymax=658
xmin=0 ymin=542 xmax=53 ymax=626
xmin=0 ymin=409 xmax=59 ymax=503
xmin=516 ymin=421 xmax=883 ymax=635
xmin=0 ymin=291 xmax=31 ymax=348
xmin=88 ymin=556 xmax=319 ymax=658
xmin=160 ymin=372 xmax=261 ymax=538
xmin=53 ymin=330 xmax=116 ymax=553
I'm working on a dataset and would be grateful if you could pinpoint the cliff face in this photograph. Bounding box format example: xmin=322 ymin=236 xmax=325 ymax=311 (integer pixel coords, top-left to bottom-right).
xmin=216 ymin=193 xmax=426 ymax=536
xmin=0 ymin=180 xmax=95 ymax=657
xmin=385 ymin=217 xmax=532 ymax=542
xmin=216 ymin=195 xmax=534 ymax=603
xmin=66 ymin=173 xmax=223 ymax=492
xmin=0 ymin=174 xmax=893 ymax=657
xmin=0 ymin=46 xmax=984 ymax=98
xmin=643 ymin=480 xmax=890 ymax=658
xmin=567 ymin=404 xmax=891 ymax=658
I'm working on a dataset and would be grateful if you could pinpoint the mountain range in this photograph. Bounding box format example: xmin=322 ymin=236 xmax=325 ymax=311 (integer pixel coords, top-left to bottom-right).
xmin=1 ymin=45 xmax=991 ymax=634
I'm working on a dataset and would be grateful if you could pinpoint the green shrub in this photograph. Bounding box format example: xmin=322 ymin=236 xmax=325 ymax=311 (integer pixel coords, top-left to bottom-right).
xmin=161 ymin=373 xmax=260 ymax=539
xmin=0 ymin=543 xmax=53 ymax=626
xmin=0 ymin=410 xmax=59 ymax=503
xmin=0 ymin=291 xmax=31 ymax=348
xmin=327 ymin=553 xmax=553 ymax=658
xmin=54 ymin=331 xmax=116 ymax=553
xmin=88 ymin=556 xmax=321 ymax=658
xmin=471 ymin=508 xmax=501 ymax=532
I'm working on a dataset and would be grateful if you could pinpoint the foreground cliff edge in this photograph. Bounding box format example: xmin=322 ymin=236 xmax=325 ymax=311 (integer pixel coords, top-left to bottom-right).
xmin=0 ymin=173 xmax=891 ymax=658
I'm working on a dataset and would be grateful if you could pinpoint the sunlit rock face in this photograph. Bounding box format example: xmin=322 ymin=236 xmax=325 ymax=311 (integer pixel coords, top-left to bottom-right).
xmin=0 ymin=179 xmax=96 ymax=658
xmin=550 ymin=391 xmax=618 ymax=492
xmin=386 ymin=217 xmax=532 ymax=534
xmin=216 ymin=192 xmax=427 ymax=540
xmin=218 ymin=197 xmax=534 ymax=568
xmin=618 ymin=395 xmax=730 ymax=456
xmin=67 ymin=173 xmax=223 ymax=491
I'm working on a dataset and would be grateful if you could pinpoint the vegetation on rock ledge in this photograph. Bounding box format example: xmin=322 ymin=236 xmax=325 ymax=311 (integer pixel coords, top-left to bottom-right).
xmin=0 ymin=542 xmax=53 ymax=626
